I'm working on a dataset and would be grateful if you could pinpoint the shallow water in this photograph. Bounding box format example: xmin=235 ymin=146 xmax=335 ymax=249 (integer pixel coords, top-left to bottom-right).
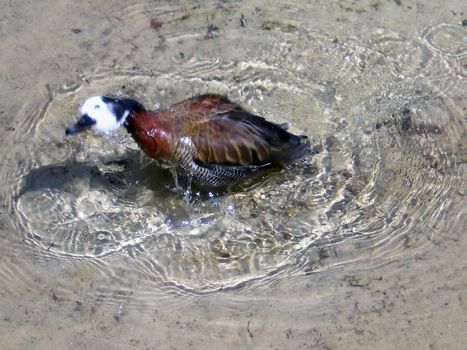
xmin=0 ymin=0 xmax=466 ymax=349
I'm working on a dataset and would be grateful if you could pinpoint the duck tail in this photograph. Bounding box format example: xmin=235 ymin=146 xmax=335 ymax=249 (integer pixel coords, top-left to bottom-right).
xmin=272 ymin=133 xmax=311 ymax=168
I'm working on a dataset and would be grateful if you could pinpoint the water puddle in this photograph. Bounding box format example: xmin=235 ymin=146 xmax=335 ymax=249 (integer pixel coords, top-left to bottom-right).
xmin=1 ymin=3 xmax=464 ymax=301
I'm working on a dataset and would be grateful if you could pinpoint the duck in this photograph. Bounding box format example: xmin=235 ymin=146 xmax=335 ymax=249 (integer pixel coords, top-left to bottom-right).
xmin=65 ymin=94 xmax=310 ymax=187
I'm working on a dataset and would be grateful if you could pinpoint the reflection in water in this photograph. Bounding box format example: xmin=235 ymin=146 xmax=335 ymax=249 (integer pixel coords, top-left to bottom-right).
xmin=1 ymin=2 xmax=464 ymax=300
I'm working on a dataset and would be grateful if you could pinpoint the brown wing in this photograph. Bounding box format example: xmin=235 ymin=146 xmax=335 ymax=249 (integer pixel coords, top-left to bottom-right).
xmin=185 ymin=115 xmax=272 ymax=166
xmin=170 ymin=94 xmax=237 ymax=115
xmin=172 ymin=95 xmax=308 ymax=167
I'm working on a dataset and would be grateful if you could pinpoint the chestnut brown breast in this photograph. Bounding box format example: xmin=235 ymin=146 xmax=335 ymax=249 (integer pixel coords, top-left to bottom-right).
xmin=124 ymin=110 xmax=175 ymax=162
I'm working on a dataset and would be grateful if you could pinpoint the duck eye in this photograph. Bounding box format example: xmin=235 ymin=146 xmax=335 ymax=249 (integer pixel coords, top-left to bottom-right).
xmin=94 ymin=104 xmax=100 ymax=109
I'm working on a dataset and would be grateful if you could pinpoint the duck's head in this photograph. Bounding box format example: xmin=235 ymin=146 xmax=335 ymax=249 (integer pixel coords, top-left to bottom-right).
xmin=65 ymin=96 xmax=144 ymax=135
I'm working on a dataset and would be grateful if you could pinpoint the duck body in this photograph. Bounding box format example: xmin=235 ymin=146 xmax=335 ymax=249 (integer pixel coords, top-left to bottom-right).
xmin=66 ymin=94 xmax=310 ymax=187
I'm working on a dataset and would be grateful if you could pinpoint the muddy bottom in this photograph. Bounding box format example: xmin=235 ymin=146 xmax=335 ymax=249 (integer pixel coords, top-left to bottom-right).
xmin=0 ymin=1 xmax=465 ymax=349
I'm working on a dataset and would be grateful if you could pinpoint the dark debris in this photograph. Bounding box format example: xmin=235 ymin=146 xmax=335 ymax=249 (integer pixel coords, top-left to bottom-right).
xmin=150 ymin=19 xmax=163 ymax=30
xmin=240 ymin=14 xmax=247 ymax=28
xmin=204 ymin=24 xmax=219 ymax=39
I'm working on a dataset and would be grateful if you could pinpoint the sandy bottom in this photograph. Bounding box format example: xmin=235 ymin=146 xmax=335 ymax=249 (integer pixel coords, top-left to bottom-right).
xmin=0 ymin=1 xmax=466 ymax=349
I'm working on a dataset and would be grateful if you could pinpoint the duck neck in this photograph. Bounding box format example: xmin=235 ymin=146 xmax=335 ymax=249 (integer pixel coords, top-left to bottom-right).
xmin=119 ymin=99 xmax=145 ymax=128
xmin=123 ymin=107 xmax=146 ymax=136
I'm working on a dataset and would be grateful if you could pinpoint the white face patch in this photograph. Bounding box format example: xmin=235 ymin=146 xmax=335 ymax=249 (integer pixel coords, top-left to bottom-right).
xmin=80 ymin=96 xmax=127 ymax=133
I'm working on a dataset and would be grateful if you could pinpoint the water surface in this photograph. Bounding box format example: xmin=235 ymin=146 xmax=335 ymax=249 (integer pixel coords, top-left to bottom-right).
xmin=0 ymin=0 xmax=465 ymax=349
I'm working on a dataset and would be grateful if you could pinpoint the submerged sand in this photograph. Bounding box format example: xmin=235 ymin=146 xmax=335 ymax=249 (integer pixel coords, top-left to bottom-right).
xmin=0 ymin=1 xmax=465 ymax=349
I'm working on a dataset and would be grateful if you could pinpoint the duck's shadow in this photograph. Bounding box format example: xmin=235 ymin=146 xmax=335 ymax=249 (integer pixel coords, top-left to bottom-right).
xmin=16 ymin=149 xmax=274 ymax=203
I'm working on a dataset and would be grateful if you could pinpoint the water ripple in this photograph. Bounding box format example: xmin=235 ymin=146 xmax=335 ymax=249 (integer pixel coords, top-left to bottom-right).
xmin=1 ymin=22 xmax=463 ymax=300
xmin=420 ymin=22 xmax=467 ymax=58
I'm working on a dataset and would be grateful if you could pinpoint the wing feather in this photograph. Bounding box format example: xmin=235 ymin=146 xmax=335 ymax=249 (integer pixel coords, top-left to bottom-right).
xmin=170 ymin=94 xmax=308 ymax=167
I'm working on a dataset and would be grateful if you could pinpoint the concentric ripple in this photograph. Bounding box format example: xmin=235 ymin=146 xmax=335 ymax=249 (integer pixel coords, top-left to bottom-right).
xmin=1 ymin=11 xmax=463 ymax=297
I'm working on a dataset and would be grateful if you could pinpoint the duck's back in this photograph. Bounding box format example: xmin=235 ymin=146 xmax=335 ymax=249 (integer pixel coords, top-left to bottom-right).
xmin=170 ymin=94 xmax=310 ymax=168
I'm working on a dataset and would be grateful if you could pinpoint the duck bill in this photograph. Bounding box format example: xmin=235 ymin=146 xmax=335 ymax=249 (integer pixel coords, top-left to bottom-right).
xmin=65 ymin=123 xmax=91 ymax=135
xmin=65 ymin=114 xmax=95 ymax=136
